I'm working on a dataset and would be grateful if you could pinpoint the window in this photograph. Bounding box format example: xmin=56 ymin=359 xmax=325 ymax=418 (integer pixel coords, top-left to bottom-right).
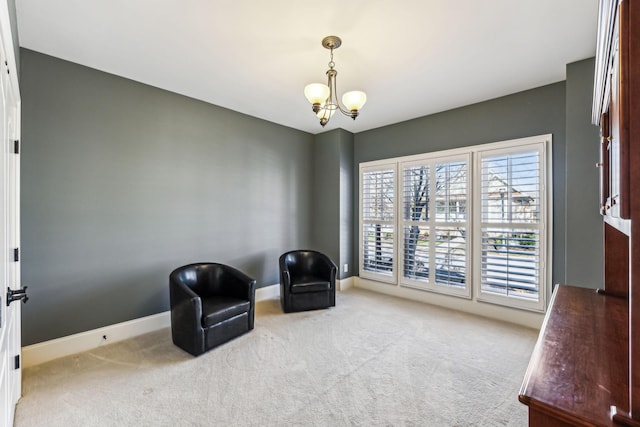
xmin=475 ymin=145 xmax=547 ymax=311
xmin=359 ymin=135 xmax=551 ymax=312
xmin=400 ymin=156 xmax=471 ymax=298
xmin=360 ymin=165 xmax=396 ymax=283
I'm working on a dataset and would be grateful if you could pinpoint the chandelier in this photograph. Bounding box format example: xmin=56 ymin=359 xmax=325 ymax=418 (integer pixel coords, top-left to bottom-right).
xmin=304 ymin=36 xmax=367 ymax=127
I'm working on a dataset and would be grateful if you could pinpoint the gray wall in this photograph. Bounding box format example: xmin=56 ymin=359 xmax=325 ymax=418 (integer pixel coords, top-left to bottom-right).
xmin=311 ymin=128 xmax=354 ymax=279
xmin=20 ymin=46 xmax=601 ymax=345
xmin=354 ymin=82 xmax=568 ymax=287
xmin=338 ymin=130 xmax=354 ymax=279
xmin=312 ymin=131 xmax=340 ymax=266
xmin=21 ymin=49 xmax=314 ymax=345
xmin=565 ymin=58 xmax=602 ymax=287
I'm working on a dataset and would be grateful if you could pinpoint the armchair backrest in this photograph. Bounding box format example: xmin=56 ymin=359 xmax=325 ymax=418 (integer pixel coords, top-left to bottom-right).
xmin=281 ymin=250 xmax=336 ymax=279
xmin=170 ymin=263 xmax=239 ymax=298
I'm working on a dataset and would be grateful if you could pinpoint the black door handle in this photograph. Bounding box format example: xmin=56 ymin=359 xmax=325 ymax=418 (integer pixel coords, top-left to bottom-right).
xmin=7 ymin=286 xmax=28 ymax=306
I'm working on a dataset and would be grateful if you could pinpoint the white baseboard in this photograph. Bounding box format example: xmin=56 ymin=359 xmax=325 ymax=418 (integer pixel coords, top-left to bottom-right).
xmin=22 ymin=283 xmax=280 ymax=368
xmin=256 ymin=283 xmax=280 ymax=301
xmin=21 ymin=312 xmax=171 ymax=369
xmin=355 ymin=277 xmax=544 ymax=330
xmin=337 ymin=276 xmax=354 ymax=291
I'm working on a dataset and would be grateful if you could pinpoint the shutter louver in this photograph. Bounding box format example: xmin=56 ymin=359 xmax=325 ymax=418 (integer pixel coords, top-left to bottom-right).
xmin=361 ymin=168 xmax=395 ymax=278
xmin=480 ymin=150 xmax=541 ymax=300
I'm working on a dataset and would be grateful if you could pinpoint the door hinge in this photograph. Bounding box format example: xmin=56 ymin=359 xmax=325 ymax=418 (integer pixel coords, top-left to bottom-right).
xmin=14 ymin=354 xmax=19 ymax=369
xmin=13 ymin=248 xmax=18 ymax=262
xmin=13 ymin=139 xmax=19 ymax=154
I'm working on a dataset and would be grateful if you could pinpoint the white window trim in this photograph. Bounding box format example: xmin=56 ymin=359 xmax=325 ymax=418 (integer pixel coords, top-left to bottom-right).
xmin=358 ymin=134 xmax=553 ymax=313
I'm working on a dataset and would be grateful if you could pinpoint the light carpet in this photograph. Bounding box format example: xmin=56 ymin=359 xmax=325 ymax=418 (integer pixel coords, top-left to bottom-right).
xmin=14 ymin=288 xmax=538 ymax=426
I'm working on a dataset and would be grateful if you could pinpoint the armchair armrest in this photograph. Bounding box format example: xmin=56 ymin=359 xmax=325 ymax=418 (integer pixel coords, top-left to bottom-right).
xmin=281 ymin=270 xmax=291 ymax=287
xmin=279 ymin=255 xmax=290 ymax=277
xmin=170 ymin=278 xmax=203 ymax=327
xmin=313 ymin=254 xmax=338 ymax=284
xmin=169 ymin=276 xmax=206 ymax=354
xmin=219 ymin=265 xmax=257 ymax=302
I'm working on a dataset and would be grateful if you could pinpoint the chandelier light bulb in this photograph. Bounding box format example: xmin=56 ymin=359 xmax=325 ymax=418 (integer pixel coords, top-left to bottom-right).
xmin=316 ymin=104 xmax=336 ymax=119
xmin=342 ymin=91 xmax=367 ymax=111
xmin=304 ymin=83 xmax=330 ymax=105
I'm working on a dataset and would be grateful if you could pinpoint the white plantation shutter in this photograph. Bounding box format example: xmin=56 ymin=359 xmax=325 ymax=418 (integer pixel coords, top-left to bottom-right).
xmin=433 ymin=160 xmax=468 ymax=291
xmin=361 ymin=166 xmax=396 ymax=281
xmin=362 ymin=224 xmax=394 ymax=274
xmin=402 ymin=225 xmax=430 ymax=280
xmin=359 ymin=135 xmax=550 ymax=313
xmin=434 ymin=226 xmax=467 ymax=287
xmin=400 ymin=157 xmax=470 ymax=297
xmin=481 ymin=228 xmax=539 ymax=297
xmin=481 ymin=151 xmax=541 ymax=224
xmin=402 ymin=164 xmax=430 ymax=282
xmin=478 ymin=145 xmax=546 ymax=309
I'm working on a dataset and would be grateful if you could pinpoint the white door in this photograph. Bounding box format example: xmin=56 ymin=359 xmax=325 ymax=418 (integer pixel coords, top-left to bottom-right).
xmin=0 ymin=2 xmax=22 ymax=425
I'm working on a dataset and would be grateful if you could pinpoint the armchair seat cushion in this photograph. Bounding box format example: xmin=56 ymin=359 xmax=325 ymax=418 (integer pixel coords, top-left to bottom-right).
xmin=290 ymin=276 xmax=331 ymax=293
xmin=201 ymin=297 xmax=250 ymax=328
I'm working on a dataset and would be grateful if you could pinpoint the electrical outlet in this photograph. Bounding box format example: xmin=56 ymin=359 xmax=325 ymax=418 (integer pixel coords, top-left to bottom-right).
xmin=343 ymin=263 xmax=348 ymax=273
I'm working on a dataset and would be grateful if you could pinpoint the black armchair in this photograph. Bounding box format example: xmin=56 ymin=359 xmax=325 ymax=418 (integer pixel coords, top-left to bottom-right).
xmin=279 ymin=250 xmax=337 ymax=313
xmin=169 ymin=263 xmax=256 ymax=356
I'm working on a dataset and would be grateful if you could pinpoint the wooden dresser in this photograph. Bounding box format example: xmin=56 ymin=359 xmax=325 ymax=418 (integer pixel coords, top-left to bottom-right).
xmin=519 ymin=0 xmax=640 ymax=425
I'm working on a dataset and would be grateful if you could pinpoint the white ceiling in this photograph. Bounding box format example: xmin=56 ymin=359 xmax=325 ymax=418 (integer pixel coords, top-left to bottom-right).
xmin=15 ymin=0 xmax=599 ymax=135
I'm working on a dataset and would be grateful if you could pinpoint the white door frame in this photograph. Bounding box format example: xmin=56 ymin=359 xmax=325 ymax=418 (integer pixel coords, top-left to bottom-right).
xmin=0 ymin=0 xmax=22 ymax=424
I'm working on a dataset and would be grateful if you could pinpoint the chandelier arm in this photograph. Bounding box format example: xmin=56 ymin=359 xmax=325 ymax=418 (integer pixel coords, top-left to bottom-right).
xmin=336 ymin=104 xmax=355 ymax=116
xmin=325 ymin=68 xmax=355 ymax=117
